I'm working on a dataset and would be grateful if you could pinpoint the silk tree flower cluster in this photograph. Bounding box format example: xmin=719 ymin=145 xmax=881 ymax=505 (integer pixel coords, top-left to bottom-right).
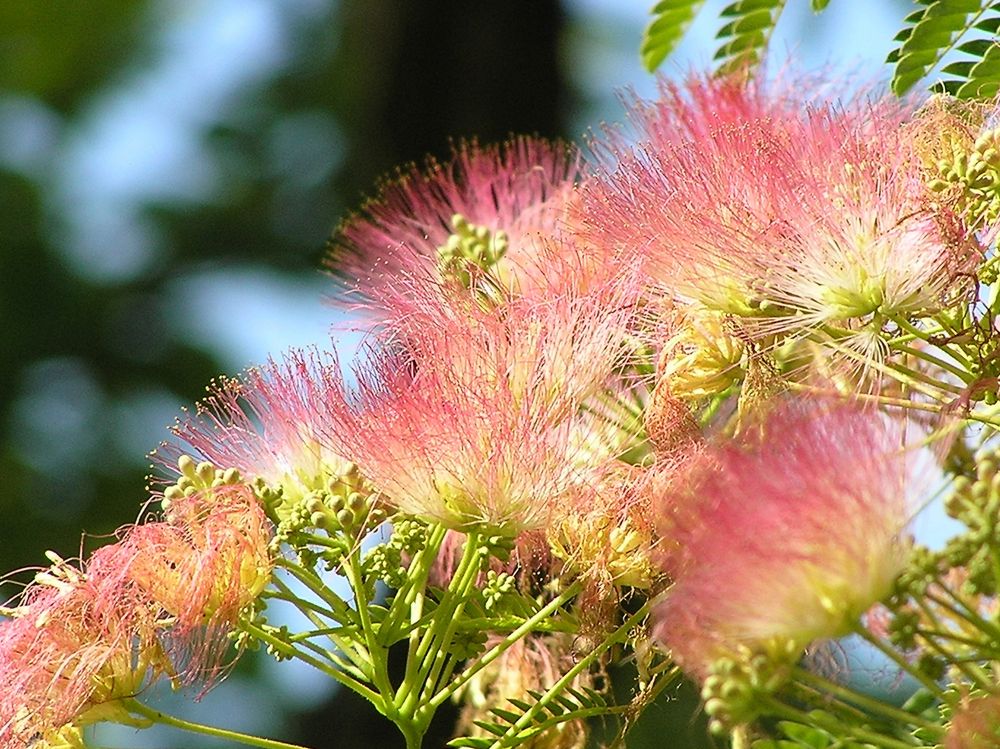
xmin=8 ymin=74 xmax=1000 ymax=749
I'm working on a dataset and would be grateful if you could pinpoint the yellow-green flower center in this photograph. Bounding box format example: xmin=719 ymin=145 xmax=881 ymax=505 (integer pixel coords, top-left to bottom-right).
xmin=436 ymin=213 xmax=509 ymax=288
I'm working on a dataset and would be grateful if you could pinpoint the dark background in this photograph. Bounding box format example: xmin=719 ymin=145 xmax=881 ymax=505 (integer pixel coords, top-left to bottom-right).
xmin=0 ymin=1 xmax=909 ymax=746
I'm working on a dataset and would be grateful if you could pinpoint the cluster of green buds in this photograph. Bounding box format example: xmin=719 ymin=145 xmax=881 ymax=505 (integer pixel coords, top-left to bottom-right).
xmin=940 ymin=448 xmax=1000 ymax=597
xmin=271 ymin=465 xmax=389 ymax=569
xmin=160 ymin=455 xmax=242 ymax=511
xmin=436 ymin=213 xmax=509 ymax=288
xmin=701 ymin=649 xmax=791 ymax=735
xmin=362 ymin=516 xmax=428 ymax=589
xmin=928 ymin=127 xmax=1000 ymax=231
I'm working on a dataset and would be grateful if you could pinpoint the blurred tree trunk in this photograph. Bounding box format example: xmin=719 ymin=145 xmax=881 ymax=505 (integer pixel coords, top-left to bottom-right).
xmin=332 ymin=0 xmax=568 ymax=195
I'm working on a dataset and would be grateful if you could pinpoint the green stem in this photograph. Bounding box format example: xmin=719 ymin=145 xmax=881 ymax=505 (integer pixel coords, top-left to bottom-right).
xmin=397 ymin=531 xmax=484 ymax=715
xmin=881 ymin=359 xmax=964 ymax=397
xmin=814 ymin=326 xmax=960 ymax=397
xmin=267 ymin=572 xmax=374 ymax=677
xmin=425 ymin=579 xmax=583 ymax=710
xmin=891 ymin=314 xmax=973 ymax=371
xmin=791 ymin=667 xmax=943 ymax=732
xmin=382 ymin=523 xmax=448 ymax=645
xmin=912 ymin=596 xmax=995 ymax=689
xmin=759 ymin=696 xmax=920 ymax=749
xmin=926 ymin=588 xmax=1000 ymax=644
xmin=342 ymin=541 xmax=395 ymax=700
xmin=850 ymin=625 xmax=948 ymax=701
xmin=892 ymin=343 xmax=972 ymax=383
xmin=488 ymin=601 xmax=651 ymax=748
xmin=914 ymin=627 xmax=998 ymax=653
xmin=273 ymin=559 xmax=354 ymax=613
xmin=240 ymin=619 xmax=382 ymax=704
xmin=124 ymin=699 xmax=313 ymax=749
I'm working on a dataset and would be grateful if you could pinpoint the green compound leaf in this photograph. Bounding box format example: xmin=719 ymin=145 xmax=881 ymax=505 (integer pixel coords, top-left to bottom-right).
xmin=447 ymin=685 xmax=613 ymax=749
xmin=713 ymin=0 xmax=788 ymax=76
xmin=888 ymin=0 xmax=1000 ymax=98
xmin=640 ymin=0 xmax=709 ymax=72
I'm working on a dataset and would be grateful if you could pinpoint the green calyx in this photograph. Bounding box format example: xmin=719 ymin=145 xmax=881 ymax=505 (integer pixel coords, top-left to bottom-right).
xmin=436 ymin=213 xmax=509 ymax=288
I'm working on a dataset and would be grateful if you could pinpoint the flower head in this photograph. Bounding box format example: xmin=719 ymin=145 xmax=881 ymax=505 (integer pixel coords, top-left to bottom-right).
xmin=947 ymin=695 xmax=1000 ymax=749
xmin=579 ymin=75 xmax=975 ymax=368
xmin=163 ymin=348 xmax=361 ymax=516
xmin=118 ymin=485 xmax=273 ymax=679
xmin=548 ymin=464 xmax=656 ymax=590
xmin=336 ymin=345 xmax=586 ymax=534
xmin=329 ymin=137 xmax=587 ymax=306
xmin=0 ymin=485 xmax=272 ymax=745
xmin=372 ymin=269 xmax=638 ymax=419
xmin=0 ymin=551 xmax=163 ymax=745
xmin=652 ymin=399 xmax=913 ymax=679
xmin=333 ymin=290 xmax=631 ymax=534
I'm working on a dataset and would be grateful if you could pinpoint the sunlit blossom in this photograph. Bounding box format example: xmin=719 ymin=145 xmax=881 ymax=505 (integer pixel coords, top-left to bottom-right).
xmin=579 ymin=75 xmax=975 ymax=369
xmin=652 ymin=399 xmax=914 ymax=678
xmin=163 ymin=348 xmax=361 ymax=514
xmin=328 ymin=137 xmax=586 ymax=305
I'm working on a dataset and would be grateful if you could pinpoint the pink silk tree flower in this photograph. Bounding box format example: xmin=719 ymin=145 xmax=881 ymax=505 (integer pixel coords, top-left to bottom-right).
xmin=946 ymin=695 xmax=1000 ymax=749
xmin=370 ymin=268 xmax=640 ymax=422
xmin=327 ymin=137 xmax=588 ymax=307
xmin=0 ymin=486 xmax=271 ymax=744
xmin=651 ymin=399 xmax=914 ymax=680
xmin=117 ymin=485 xmax=273 ymax=683
xmin=0 ymin=551 xmax=165 ymax=745
xmin=578 ymin=75 xmax=975 ymax=354
xmin=332 ymin=336 xmax=600 ymax=535
xmin=163 ymin=348 xmax=362 ymax=514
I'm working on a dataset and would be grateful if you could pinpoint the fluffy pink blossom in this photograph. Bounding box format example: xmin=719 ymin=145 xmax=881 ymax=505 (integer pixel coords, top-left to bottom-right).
xmin=652 ymin=399 xmax=913 ymax=679
xmin=0 ymin=550 xmax=159 ymax=745
xmin=163 ymin=348 xmax=358 ymax=507
xmin=946 ymin=695 xmax=1000 ymax=749
xmin=332 ymin=323 xmax=607 ymax=534
xmin=579 ymin=75 xmax=974 ymax=346
xmin=328 ymin=137 xmax=593 ymax=306
xmin=116 ymin=486 xmax=272 ymax=682
xmin=371 ymin=269 xmax=639 ymax=420
xmin=0 ymin=486 xmax=272 ymax=744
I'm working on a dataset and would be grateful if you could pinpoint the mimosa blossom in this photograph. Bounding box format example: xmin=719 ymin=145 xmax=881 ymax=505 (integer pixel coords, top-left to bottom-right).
xmin=652 ymin=400 xmax=913 ymax=678
xmin=164 ymin=349 xmax=360 ymax=512
xmin=372 ymin=271 xmax=639 ymax=418
xmin=352 ymin=360 xmax=576 ymax=533
xmin=117 ymin=486 xmax=273 ymax=678
xmin=579 ymin=76 xmax=975 ymax=356
xmin=335 ymin=346 xmax=586 ymax=534
xmin=0 ymin=550 xmax=161 ymax=745
xmin=0 ymin=486 xmax=272 ymax=744
xmin=946 ymin=695 xmax=1000 ymax=749
xmin=329 ymin=137 xmax=586 ymax=304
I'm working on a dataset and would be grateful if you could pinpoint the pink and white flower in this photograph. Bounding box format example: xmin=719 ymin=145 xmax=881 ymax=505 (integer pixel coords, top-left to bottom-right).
xmin=652 ymin=399 xmax=914 ymax=678
xmin=328 ymin=137 xmax=593 ymax=307
xmin=579 ymin=75 xmax=975 ymax=356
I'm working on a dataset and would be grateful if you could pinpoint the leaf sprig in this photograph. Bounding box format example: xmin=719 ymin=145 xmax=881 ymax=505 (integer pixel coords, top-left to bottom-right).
xmin=640 ymin=0 xmax=1000 ymax=100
